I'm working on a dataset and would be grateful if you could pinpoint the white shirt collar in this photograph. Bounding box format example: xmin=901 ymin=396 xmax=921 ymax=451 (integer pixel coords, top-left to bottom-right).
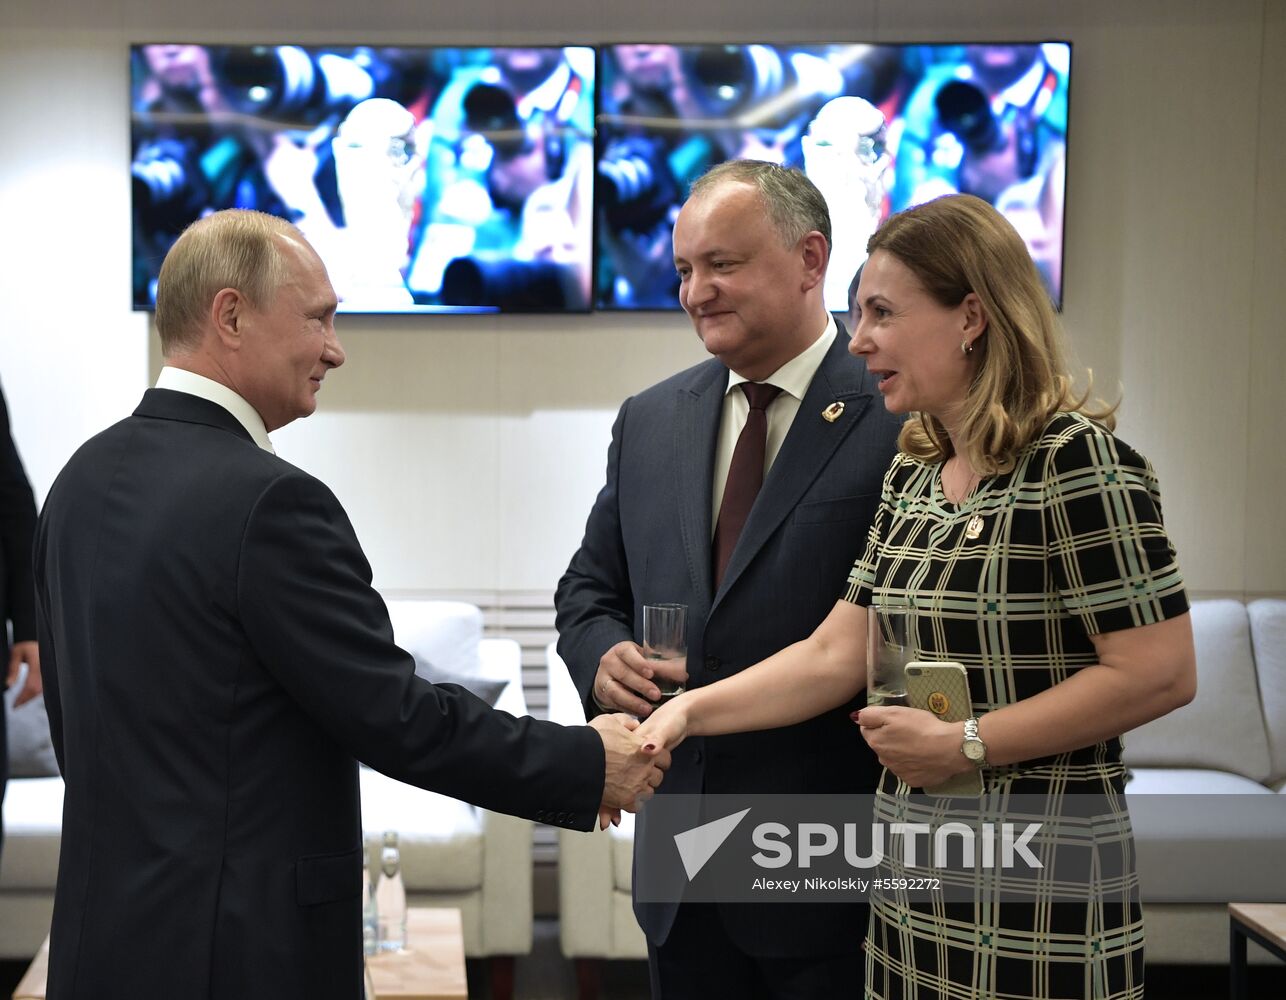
xmin=726 ymin=313 xmax=836 ymax=400
xmin=155 ymin=367 xmax=275 ymax=454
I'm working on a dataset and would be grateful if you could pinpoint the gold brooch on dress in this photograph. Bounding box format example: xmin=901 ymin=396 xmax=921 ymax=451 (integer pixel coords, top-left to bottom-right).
xmin=965 ymin=515 xmax=985 ymax=540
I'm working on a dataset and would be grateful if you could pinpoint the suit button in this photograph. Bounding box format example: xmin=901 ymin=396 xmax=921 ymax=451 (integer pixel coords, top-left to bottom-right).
xmin=536 ymin=810 xmax=546 ymax=822
xmin=705 ymin=656 xmax=721 ymax=673
xmin=693 ymin=750 xmax=703 ymax=765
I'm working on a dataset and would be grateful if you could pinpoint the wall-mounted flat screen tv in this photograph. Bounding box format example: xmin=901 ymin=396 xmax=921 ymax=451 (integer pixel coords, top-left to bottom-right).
xmin=595 ymin=42 xmax=1070 ymax=312
xmin=131 ymin=43 xmax=596 ymax=313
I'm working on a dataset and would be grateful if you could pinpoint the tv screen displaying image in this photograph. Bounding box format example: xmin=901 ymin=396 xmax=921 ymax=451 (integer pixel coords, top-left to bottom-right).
xmin=595 ymin=42 xmax=1070 ymax=312
xmin=131 ymin=43 xmax=596 ymax=313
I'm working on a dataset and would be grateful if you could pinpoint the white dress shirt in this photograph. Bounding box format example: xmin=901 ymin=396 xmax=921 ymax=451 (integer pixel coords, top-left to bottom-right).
xmin=711 ymin=314 xmax=836 ymax=531
xmin=155 ymin=367 xmax=275 ymax=454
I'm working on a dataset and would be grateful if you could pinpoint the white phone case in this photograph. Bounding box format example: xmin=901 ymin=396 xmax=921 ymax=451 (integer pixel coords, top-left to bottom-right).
xmin=905 ymin=661 xmax=983 ymax=797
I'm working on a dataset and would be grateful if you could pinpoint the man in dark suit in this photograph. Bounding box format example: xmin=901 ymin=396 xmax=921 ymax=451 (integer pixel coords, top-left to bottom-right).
xmin=555 ymin=160 xmax=902 ymax=998
xmin=33 ymin=209 xmax=668 ymax=1000
xmin=1 ymin=381 xmax=40 ymax=861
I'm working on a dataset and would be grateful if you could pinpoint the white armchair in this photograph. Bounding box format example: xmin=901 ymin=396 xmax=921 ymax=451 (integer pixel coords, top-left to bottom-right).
xmin=545 ymin=642 xmax=647 ymax=999
xmin=363 ymin=599 xmax=534 ymax=1000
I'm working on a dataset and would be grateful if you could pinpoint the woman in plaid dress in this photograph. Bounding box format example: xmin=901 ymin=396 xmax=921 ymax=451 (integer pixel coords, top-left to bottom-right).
xmin=640 ymin=194 xmax=1196 ymax=999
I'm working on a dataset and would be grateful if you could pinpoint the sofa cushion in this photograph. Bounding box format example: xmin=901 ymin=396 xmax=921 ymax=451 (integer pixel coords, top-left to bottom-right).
xmin=1125 ymin=767 xmax=1274 ymax=796
xmin=1248 ymin=600 xmax=1286 ymax=785
xmin=1122 ymin=600 xmax=1272 ymax=782
xmin=384 ymin=600 xmax=506 ymax=704
xmin=0 ymin=776 xmax=64 ymax=890
xmin=610 ymin=888 xmax=648 ymax=958
xmin=480 ymin=639 xmax=525 ymax=717
xmin=1126 ymin=771 xmax=1286 ymax=902
xmin=384 ymin=599 xmax=482 ymax=681
xmin=4 ymin=682 xmax=59 ymax=778
xmin=2 ymin=769 xmax=492 ymax=895
xmin=411 ymin=660 xmax=506 ymax=707
xmin=359 ymin=767 xmax=482 ymax=893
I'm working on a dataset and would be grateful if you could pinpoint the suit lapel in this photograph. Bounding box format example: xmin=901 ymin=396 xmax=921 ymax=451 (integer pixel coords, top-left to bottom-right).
xmin=674 ymin=362 xmax=726 ymax=603
xmin=712 ymin=331 xmax=875 ymax=605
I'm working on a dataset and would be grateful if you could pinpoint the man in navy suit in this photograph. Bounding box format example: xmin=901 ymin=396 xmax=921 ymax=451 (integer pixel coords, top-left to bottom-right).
xmin=34 ymin=209 xmax=667 ymax=999
xmin=555 ymin=161 xmax=902 ymax=998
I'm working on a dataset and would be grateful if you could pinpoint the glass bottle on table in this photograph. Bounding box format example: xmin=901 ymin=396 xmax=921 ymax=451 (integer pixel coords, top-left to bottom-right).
xmin=375 ymin=830 xmax=407 ymax=952
xmin=362 ymin=851 xmax=379 ymax=956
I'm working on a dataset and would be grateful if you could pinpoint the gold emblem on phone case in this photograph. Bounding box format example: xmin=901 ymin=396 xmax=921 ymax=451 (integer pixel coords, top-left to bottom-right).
xmin=926 ymin=691 xmax=950 ymax=716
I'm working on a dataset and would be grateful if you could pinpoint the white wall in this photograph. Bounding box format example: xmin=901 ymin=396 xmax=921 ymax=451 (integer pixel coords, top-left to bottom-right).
xmin=1 ymin=0 xmax=1282 ymax=598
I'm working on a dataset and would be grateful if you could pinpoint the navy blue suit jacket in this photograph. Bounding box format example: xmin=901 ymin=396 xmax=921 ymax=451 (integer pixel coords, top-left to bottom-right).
xmin=555 ymin=326 xmax=902 ymax=957
xmin=35 ymin=390 xmax=605 ymax=999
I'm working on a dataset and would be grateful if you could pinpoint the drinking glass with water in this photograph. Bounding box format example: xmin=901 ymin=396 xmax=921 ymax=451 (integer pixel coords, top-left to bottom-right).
xmin=867 ymin=602 xmax=914 ymax=707
xmin=642 ymin=603 xmax=687 ymax=702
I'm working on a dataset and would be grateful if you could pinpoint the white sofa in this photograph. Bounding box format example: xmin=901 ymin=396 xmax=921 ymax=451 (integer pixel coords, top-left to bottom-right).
xmin=1123 ymin=598 xmax=1286 ymax=965
xmin=549 ymin=599 xmax=1286 ymax=991
xmin=1 ymin=599 xmax=532 ymax=998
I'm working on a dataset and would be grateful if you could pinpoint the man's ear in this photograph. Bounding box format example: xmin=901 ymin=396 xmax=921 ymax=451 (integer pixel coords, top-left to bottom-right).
xmin=211 ymin=287 xmax=244 ymax=350
xmin=799 ymin=230 xmax=829 ymax=293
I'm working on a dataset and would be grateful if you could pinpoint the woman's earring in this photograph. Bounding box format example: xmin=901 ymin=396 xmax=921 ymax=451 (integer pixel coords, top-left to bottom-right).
xmin=961 ymin=339 xmax=974 ymax=356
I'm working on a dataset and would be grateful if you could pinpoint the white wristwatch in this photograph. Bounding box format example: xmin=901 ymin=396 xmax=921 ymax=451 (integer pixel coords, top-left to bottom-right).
xmin=961 ymin=717 xmax=988 ymax=767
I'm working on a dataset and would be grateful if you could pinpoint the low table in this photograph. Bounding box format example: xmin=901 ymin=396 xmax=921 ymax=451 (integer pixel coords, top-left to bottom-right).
xmin=365 ymin=907 xmax=468 ymax=1000
xmin=11 ymin=938 xmax=47 ymax=1000
xmin=12 ymin=908 xmax=467 ymax=1000
xmin=1229 ymin=902 xmax=1286 ymax=1000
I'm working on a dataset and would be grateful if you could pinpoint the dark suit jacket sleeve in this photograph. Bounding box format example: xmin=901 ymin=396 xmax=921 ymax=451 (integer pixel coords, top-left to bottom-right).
xmin=0 ymin=385 xmax=37 ymax=642
xmin=554 ymin=399 xmax=636 ymax=714
xmin=34 ymin=576 xmax=64 ymax=775
xmin=238 ymin=469 xmax=606 ymax=831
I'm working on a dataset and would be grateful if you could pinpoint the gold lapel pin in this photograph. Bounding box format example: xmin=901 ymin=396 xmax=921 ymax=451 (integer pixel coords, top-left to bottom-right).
xmin=822 ymin=401 xmax=844 ymax=423
xmin=965 ymin=515 xmax=985 ymax=540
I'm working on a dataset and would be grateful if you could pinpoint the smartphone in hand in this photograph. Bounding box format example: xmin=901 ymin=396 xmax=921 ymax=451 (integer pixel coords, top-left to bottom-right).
xmin=906 ymin=662 xmax=984 ymax=797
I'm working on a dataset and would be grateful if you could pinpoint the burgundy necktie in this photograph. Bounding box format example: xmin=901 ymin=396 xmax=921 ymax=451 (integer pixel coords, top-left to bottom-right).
xmin=713 ymin=382 xmax=783 ymax=589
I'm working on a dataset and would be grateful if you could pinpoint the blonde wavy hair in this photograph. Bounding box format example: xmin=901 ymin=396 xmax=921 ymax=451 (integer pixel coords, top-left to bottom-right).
xmin=866 ymin=194 xmax=1115 ymax=474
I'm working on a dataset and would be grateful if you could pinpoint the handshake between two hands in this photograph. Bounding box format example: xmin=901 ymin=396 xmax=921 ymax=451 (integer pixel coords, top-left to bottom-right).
xmin=587 ymin=640 xmax=693 ymax=830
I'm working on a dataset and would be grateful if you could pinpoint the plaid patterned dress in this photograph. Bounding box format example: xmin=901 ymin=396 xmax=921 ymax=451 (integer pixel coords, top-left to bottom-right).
xmin=844 ymin=412 xmax=1189 ymax=1000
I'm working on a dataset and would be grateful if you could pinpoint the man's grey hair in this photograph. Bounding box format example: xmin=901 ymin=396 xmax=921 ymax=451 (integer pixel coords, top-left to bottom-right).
xmin=688 ymin=160 xmax=832 ymax=254
xmin=155 ymin=209 xmax=297 ymax=356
